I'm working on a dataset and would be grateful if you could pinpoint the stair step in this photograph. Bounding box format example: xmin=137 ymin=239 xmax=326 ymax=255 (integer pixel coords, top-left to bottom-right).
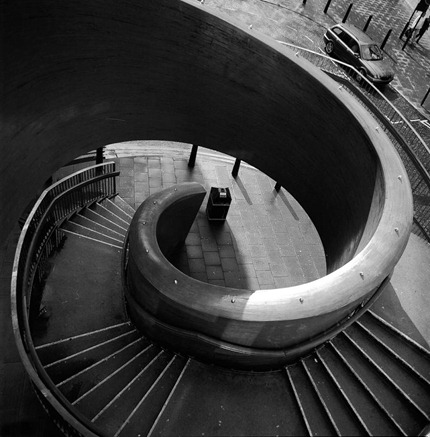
xmin=81 ymin=207 xmax=128 ymax=236
xmin=319 ymin=342 xmax=403 ymax=436
xmin=70 ymin=213 xmax=126 ymax=242
xmin=91 ymin=350 xmax=177 ymax=434
xmin=90 ymin=203 xmax=130 ymax=229
xmin=349 ymin=320 xmax=430 ymax=416
xmin=36 ymin=322 xmax=135 ymax=366
xmin=151 ymin=360 xmax=307 ymax=437
xmin=287 ymin=362 xmax=338 ymax=436
xmin=301 ymin=354 xmax=367 ymax=435
xmin=362 ymin=311 xmax=430 ymax=380
xmin=111 ymin=195 xmax=136 ymax=217
xmin=44 ymin=329 xmax=142 ymax=385
xmin=114 ymin=355 xmax=188 ymax=437
xmin=73 ymin=344 xmax=165 ymax=421
xmin=102 ymin=197 xmax=134 ymax=224
xmin=332 ymin=332 xmax=423 ymax=435
xmin=58 ymin=336 xmax=151 ymax=403
xmin=61 ymin=221 xmax=123 ymax=247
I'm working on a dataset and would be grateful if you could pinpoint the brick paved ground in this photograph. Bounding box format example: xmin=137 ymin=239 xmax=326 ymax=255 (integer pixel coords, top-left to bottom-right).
xmin=109 ymin=145 xmax=326 ymax=290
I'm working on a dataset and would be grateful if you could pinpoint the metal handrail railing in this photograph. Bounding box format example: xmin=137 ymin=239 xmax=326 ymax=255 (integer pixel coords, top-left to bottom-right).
xmin=278 ymin=41 xmax=430 ymax=243
xmin=11 ymin=162 xmax=118 ymax=437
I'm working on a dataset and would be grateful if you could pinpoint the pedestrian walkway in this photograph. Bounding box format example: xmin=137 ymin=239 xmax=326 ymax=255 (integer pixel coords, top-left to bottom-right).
xmin=204 ymin=0 xmax=430 ymax=143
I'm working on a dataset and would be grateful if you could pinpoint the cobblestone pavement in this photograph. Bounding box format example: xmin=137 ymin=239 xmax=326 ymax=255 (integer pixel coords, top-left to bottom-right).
xmin=203 ymin=0 xmax=430 ymax=146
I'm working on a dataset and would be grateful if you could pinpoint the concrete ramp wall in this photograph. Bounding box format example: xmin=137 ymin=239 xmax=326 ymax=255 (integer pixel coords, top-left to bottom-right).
xmin=2 ymin=0 xmax=411 ymax=276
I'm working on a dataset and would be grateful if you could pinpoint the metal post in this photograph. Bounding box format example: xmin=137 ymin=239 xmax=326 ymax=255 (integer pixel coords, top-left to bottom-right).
xmin=303 ymin=0 xmax=307 ymax=4
xmin=188 ymin=144 xmax=199 ymax=167
xmin=232 ymin=159 xmax=241 ymax=177
xmin=421 ymin=86 xmax=430 ymax=106
xmin=342 ymin=4 xmax=353 ymax=23
xmin=363 ymin=15 xmax=372 ymax=32
xmin=380 ymin=29 xmax=392 ymax=51
xmin=275 ymin=182 xmax=282 ymax=191
xmin=96 ymin=147 xmax=104 ymax=164
xmin=323 ymin=0 xmax=332 ymax=14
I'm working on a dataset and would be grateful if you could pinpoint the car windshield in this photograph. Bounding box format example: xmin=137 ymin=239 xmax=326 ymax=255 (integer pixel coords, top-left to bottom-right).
xmin=360 ymin=44 xmax=383 ymax=61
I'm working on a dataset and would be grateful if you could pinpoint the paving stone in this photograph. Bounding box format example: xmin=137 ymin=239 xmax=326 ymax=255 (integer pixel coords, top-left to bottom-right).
xmin=219 ymin=245 xmax=236 ymax=258
xmin=221 ymin=257 xmax=240 ymax=272
xmin=253 ymin=257 xmax=270 ymax=271
xmin=256 ymin=270 xmax=276 ymax=286
xmin=188 ymin=258 xmax=207 ymax=273
xmin=206 ymin=266 xmax=224 ymax=280
xmin=204 ymin=252 xmax=221 ymax=266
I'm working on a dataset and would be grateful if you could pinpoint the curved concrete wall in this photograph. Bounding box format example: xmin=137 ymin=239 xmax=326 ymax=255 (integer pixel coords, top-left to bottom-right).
xmin=2 ymin=1 xmax=411 ymax=269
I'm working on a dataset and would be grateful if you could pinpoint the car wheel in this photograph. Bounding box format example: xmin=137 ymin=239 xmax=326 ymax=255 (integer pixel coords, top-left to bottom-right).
xmin=356 ymin=68 xmax=366 ymax=83
xmin=325 ymin=41 xmax=334 ymax=55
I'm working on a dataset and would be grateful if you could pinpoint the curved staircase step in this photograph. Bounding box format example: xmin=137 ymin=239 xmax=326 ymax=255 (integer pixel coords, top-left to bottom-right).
xmin=61 ymin=221 xmax=124 ymax=248
xmin=81 ymin=207 xmax=128 ymax=236
xmin=43 ymin=328 xmax=142 ymax=384
xmin=151 ymin=360 xmax=308 ymax=437
xmin=35 ymin=322 xmax=135 ymax=365
xmin=58 ymin=336 xmax=150 ymax=403
xmin=110 ymin=195 xmax=136 ymax=217
xmin=331 ymin=332 xmax=423 ymax=435
xmin=102 ymin=197 xmax=134 ymax=223
xmin=72 ymin=343 xmax=165 ymax=421
xmin=90 ymin=203 xmax=131 ymax=229
xmin=71 ymin=213 xmax=126 ymax=242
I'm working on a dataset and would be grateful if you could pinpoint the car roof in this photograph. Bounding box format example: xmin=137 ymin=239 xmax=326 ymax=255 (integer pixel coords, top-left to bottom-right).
xmin=332 ymin=23 xmax=375 ymax=44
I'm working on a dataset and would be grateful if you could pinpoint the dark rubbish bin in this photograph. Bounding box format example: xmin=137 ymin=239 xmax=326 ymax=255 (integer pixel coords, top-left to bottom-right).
xmin=206 ymin=187 xmax=232 ymax=221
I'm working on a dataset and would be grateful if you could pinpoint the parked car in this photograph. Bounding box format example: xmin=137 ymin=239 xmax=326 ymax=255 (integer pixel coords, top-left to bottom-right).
xmin=323 ymin=23 xmax=394 ymax=85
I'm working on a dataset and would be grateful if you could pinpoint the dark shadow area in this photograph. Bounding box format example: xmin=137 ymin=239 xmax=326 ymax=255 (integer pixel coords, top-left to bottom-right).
xmin=273 ymin=188 xmax=300 ymax=221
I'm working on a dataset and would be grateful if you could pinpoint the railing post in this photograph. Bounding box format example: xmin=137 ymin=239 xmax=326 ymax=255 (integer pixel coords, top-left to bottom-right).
xmin=363 ymin=15 xmax=372 ymax=32
xmin=188 ymin=144 xmax=199 ymax=168
xmin=324 ymin=0 xmax=332 ymax=14
xmin=342 ymin=3 xmax=353 ymax=23
xmin=232 ymin=158 xmax=241 ymax=177
xmin=380 ymin=29 xmax=392 ymax=51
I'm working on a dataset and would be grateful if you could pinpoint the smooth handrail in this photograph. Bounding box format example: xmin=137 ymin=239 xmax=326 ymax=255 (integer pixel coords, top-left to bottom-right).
xmin=12 ymin=163 xmax=118 ymax=437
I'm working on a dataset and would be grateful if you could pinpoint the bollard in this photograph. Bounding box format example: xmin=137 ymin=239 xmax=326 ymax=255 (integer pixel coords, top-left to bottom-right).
xmin=323 ymin=0 xmax=332 ymax=14
xmin=363 ymin=15 xmax=372 ymax=32
xmin=380 ymin=29 xmax=392 ymax=51
xmin=421 ymin=86 xmax=430 ymax=106
xmin=188 ymin=144 xmax=199 ymax=168
xmin=275 ymin=182 xmax=282 ymax=191
xmin=96 ymin=147 xmax=104 ymax=165
xmin=303 ymin=0 xmax=307 ymax=4
xmin=232 ymin=158 xmax=241 ymax=177
xmin=342 ymin=3 xmax=353 ymax=23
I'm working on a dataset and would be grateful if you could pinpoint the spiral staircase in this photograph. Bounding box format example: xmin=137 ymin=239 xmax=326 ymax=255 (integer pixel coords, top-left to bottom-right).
xmin=13 ymin=152 xmax=429 ymax=437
